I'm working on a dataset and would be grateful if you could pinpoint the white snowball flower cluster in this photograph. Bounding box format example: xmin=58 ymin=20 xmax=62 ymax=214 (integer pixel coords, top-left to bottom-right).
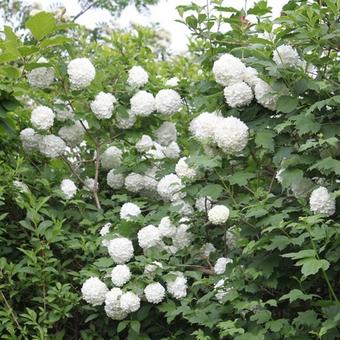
xmin=127 ymin=66 xmax=148 ymax=88
xmin=90 ymin=92 xmax=117 ymax=119
xmin=104 ymin=288 xmax=127 ymax=320
xmin=101 ymin=146 xmax=122 ymax=170
xmin=116 ymin=110 xmax=136 ymax=129
xmin=143 ymin=167 xmax=159 ymax=192
xmin=158 ymin=216 xmax=176 ymax=238
xmin=309 ymin=186 xmax=336 ymax=216
xmin=31 ymin=105 xmax=55 ymax=130
xmin=99 ymin=223 xmax=111 ymax=236
xmin=67 ymin=58 xmax=95 ymax=89
xmin=20 ymin=128 xmax=41 ymax=151
xmin=225 ymin=230 xmax=237 ymax=249
xmin=165 ymin=77 xmax=179 ymax=87
xmin=136 ymin=135 xmax=153 ymax=152
xmin=138 ymin=225 xmax=161 ymax=250
xmin=213 ymin=53 xmax=247 ymax=86
xmin=189 ymin=111 xmax=222 ymax=143
xmin=243 ymin=67 xmax=259 ymax=88
xmin=200 ymin=242 xmax=216 ymax=258
xmin=144 ymin=283 xmax=165 ymax=304
xmin=81 ymin=277 xmax=108 ymax=306
xmin=157 ymin=174 xmax=185 ymax=201
xmin=111 ymin=265 xmax=131 ymax=287
xmin=54 ymin=100 xmax=74 ymax=121
xmin=39 ymin=135 xmax=66 ymax=158
xmin=84 ymin=177 xmax=97 ymax=191
xmin=273 ymin=45 xmax=300 ymax=68
xmin=60 ymin=179 xmax=77 ymax=199
xmin=120 ymin=202 xmax=141 ymax=221
xmin=214 ymin=257 xmax=233 ymax=275
xmin=166 ymin=273 xmax=187 ymax=299
xmin=125 ymin=173 xmax=145 ymax=193
xmin=155 ymin=89 xmax=182 ymax=115
xmin=106 ymin=169 xmax=124 ymax=189
xmin=162 ymin=141 xmax=181 ymax=159
xmin=155 ymin=122 xmax=177 ymax=146
xmin=58 ymin=121 xmax=85 ymax=146
xmin=130 ymin=91 xmax=155 ymax=117
xmin=195 ymin=196 xmax=213 ymax=212
xmin=175 ymin=157 xmax=196 ymax=180
xmin=120 ymin=292 xmax=141 ymax=313
xmin=172 ymin=223 xmax=192 ymax=250
xmin=254 ymin=79 xmax=278 ymax=111
xmin=107 ymin=237 xmax=134 ymax=264
xmin=27 ymin=57 xmax=54 ymax=88
xmin=224 ymin=82 xmax=253 ymax=108
xmin=208 ymin=205 xmax=230 ymax=225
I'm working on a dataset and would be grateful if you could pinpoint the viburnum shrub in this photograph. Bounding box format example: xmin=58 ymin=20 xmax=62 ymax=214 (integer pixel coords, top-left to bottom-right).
xmin=1 ymin=0 xmax=340 ymax=338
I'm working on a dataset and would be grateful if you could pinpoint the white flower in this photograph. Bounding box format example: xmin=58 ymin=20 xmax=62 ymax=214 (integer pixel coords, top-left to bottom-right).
xmin=214 ymin=257 xmax=233 ymax=275
xmin=225 ymin=230 xmax=236 ymax=249
xmin=157 ymin=174 xmax=185 ymax=201
xmin=212 ymin=53 xmax=247 ymax=86
xmin=189 ymin=112 xmax=223 ymax=143
xmin=81 ymin=277 xmax=108 ymax=306
xmin=155 ymin=89 xmax=182 ymax=115
xmin=163 ymin=141 xmax=181 ymax=159
xmin=111 ymin=265 xmax=131 ymax=287
xmin=13 ymin=180 xmax=29 ymax=193
xmin=120 ymin=291 xmax=141 ymax=313
xmin=107 ymin=237 xmax=134 ymax=264
xmin=101 ymin=146 xmax=122 ymax=170
xmin=120 ymin=202 xmax=141 ymax=221
xmin=243 ymin=67 xmax=259 ymax=88
xmin=254 ymin=79 xmax=278 ymax=111
xmin=39 ymin=135 xmax=66 ymax=158
xmin=172 ymin=223 xmax=192 ymax=250
xmin=171 ymin=200 xmax=193 ymax=217
xmin=27 ymin=58 xmax=54 ymax=88
xmin=67 ymin=58 xmax=95 ymax=89
xmin=54 ymin=99 xmax=74 ymax=121
xmin=309 ymin=186 xmax=336 ymax=216
xmin=116 ymin=110 xmax=136 ymax=129
xmin=165 ymin=76 xmax=179 ymax=87
xmin=158 ymin=216 xmax=176 ymax=238
xmin=31 ymin=105 xmax=55 ymax=130
xmin=84 ymin=177 xmax=97 ymax=191
xmin=166 ymin=274 xmax=187 ymax=299
xmin=107 ymin=170 xmax=124 ymax=189
xmin=125 ymin=173 xmax=145 ymax=193
xmin=195 ymin=196 xmax=213 ymax=212
xmin=144 ymin=283 xmax=165 ymax=304
xmin=224 ymin=82 xmax=253 ymax=108
xmin=275 ymin=168 xmax=285 ymax=183
xmin=273 ymin=45 xmax=300 ymax=67
xmin=175 ymin=157 xmax=196 ymax=180
xmin=143 ymin=167 xmax=159 ymax=192
xmin=145 ymin=142 xmax=166 ymax=160
xmin=104 ymin=288 xmax=127 ymax=320
xmin=58 ymin=121 xmax=85 ymax=146
xmin=137 ymin=225 xmax=161 ymax=249
xmin=213 ymin=116 xmax=249 ymax=154
xmin=130 ymin=90 xmax=155 ymax=117
xmin=100 ymin=223 xmax=111 ymax=236
xmin=208 ymin=205 xmax=230 ymax=225
xmin=200 ymin=242 xmax=216 ymax=257
xmin=20 ymin=128 xmax=41 ymax=151
xmin=60 ymin=179 xmax=77 ymax=199
xmin=136 ymin=135 xmax=153 ymax=152
xmin=127 ymin=66 xmax=148 ymax=88
xmin=90 ymin=92 xmax=116 ymax=119
xmin=155 ymin=122 xmax=177 ymax=146
xmin=214 ymin=279 xmax=232 ymax=303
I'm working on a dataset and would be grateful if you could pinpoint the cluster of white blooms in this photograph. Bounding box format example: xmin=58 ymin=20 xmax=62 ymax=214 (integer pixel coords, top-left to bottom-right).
xmin=58 ymin=121 xmax=85 ymax=146
xmin=104 ymin=288 xmax=127 ymax=320
xmin=27 ymin=57 xmax=54 ymax=88
xmin=189 ymin=111 xmax=222 ymax=143
xmin=107 ymin=237 xmax=134 ymax=264
xmin=200 ymin=242 xmax=216 ymax=258
xmin=54 ymin=100 xmax=74 ymax=122
xmin=136 ymin=135 xmax=153 ymax=152
xmin=84 ymin=177 xmax=97 ymax=191
xmin=125 ymin=173 xmax=145 ymax=193
xmin=60 ymin=179 xmax=77 ymax=199
xmin=143 ymin=167 xmax=159 ymax=192
xmin=224 ymin=82 xmax=253 ymax=108
xmin=111 ymin=265 xmax=131 ymax=287
xmin=273 ymin=45 xmax=301 ymax=68
xmin=158 ymin=216 xmax=176 ymax=238
xmin=120 ymin=202 xmax=141 ymax=221
xmin=243 ymin=67 xmax=259 ymax=88
xmin=81 ymin=277 xmax=108 ymax=306
xmin=20 ymin=128 xmax=41 ymax=151
xmin=127 ymin=66 xmax=148 ymax=88
xmin=120 ymin=291 xmax=141 ymax=313
xmin=208 ymin=205 xmax=230 ymax=225
xmin=225 ymin=230 xmax=237 ymax=249
xmin=254 ymin=79 xmax=278 ymax=111
xmin=214 ymin=257 xmax=233 ymax=275
xmin=175 ymin=157 xmax=196 ymax=180
xmin=101 ymin=146 xmax=122 ymax=170
xmin=138 ymin=225 xmax=161 ymax=250
xmin=172 ymin=200 xmax=194 ymax=217
xmin=195 ymin=196 xmax=213 ymax=212
xmin=214 ymin=279 xmax=232 ymax=303
xmin=309 ymin=186 xmax=336 ymax=216
xmin=31 ymin=105 xmax=55 ymax=130
xmin=144 ymin=283 xmax=165 ymax=304
xmin=67 ymin=58 xmax=95 ymax=89
xmin=165 ymin=77 xmax=179 ymax=87
xmin=155 ymin=122 xmax=177 ymax=146
xmin=130 ymin=91 xmax=155 ymax=117
xmin=155 ymin=89 xmax=182 ymax=115
xmin=157 ymin=174 xmax=185 ymax=201
xmin=99 ymin=223 xmax=111 ymax=236
xmin=166 ymin=273 xmax=187 ymax=299
xmin=90 ymin=92 xmax=117 ymax=120
xmin=172 ymin=223 xmax=192 ymax=250
xmin=39 ymin=135 xmax=66 ymax=158
xmin=106 ymin=169 xmax=124 ymax=189
xmin=116 ymin=111 xmax=136 ymax=129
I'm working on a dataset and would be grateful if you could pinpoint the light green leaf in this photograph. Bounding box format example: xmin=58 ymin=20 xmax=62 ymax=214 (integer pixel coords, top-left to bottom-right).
xmin=198 ymin=184 xmax=224 ymax=200
xmin=280 ymin=289 xmax=316 ymax=303
xmin=255 ymin=130 xmax=275 ymax=151
xmin=277 ymin=95 xmax=298 ymax=113
xmin=26 ymin=12 xmax=56 ymax=40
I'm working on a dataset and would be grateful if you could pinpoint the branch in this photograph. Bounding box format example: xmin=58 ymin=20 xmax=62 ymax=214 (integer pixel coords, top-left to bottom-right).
xmin=72 ymin=1 xmax=100 ymax=22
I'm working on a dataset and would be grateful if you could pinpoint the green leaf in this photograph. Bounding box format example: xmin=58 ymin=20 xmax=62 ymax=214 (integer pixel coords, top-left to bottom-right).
xmin=227 ymin=172 xmax=255 ymax=186
xmin=292 ymin=114 xmax=321 ymax=135
xmin=280 ymin=289 xmax=316 ymax=303
xmin=117 ymin=320 xmax=130 ymax=333
xmin=130 ymin=320 xmax=140 ymax=334
xmin=282 ymin=249 xmax=316 ymax=260
xmin=255 ymin=130 xmax=275 ymax=151
xmin=299 ymin=258 xmax=330 ymax=277
xmin=280 ymin=168 xmax=303 ymax=189
xmin=26 ymin=12 xmax=56 ymax=40
xmin=40 ymin=35 xmax=72 ymax=48
xmin=250 ymin=310 xmax=272 ymax=324
xmin=309 ymin=157 xmax=340 ymax=176
xmin=198 ymin=184 xmax=224 ymax=200
xmin=277 ymin=95 xmax=298 ymax=113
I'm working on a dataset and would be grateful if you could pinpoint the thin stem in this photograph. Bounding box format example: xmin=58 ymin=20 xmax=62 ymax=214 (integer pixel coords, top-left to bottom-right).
xmin=0 ymin=290 xmax=22 ymax=331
